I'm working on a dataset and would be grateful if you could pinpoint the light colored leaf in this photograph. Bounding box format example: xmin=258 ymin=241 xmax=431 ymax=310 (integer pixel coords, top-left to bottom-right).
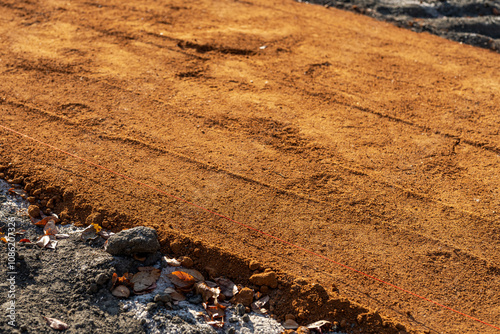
xmin=36 ymin=235 xmax=58 ymax=249
xmin=162 ymin=256 xmax=181 ymax=267
xmin=43 ymin=316 xmax=69 ymax=330
xmin=111 ymin=285 xmax=130 ymax=298
xmin=80 ymin=225 xmax=99 ymax=241
xmin=195 ymin=282 xmax=220 ymax=303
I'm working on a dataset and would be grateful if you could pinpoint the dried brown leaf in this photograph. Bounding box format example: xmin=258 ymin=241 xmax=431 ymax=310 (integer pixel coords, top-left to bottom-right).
xmin=34 ymin=216 xmax=60 ymax=226
xmin=164 ymin=287 xmax=186 ymax=301
xmin=179 ymin=268 xmax=205 ymax=282
xmin=215 ymin=277 xmax=238 ymax=298
xmin=167 ymin=271 xmax=196 ymax=291
xmin=130 ymin=268 xmax=161 ymax=292
xmin=43 ymin=220 xmax=59 ymax=236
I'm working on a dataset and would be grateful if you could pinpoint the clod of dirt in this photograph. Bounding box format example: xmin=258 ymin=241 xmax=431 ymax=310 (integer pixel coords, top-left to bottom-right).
xmin=105 ymin=226 xmax=160 ymax=255
xmin=230 ymin=287 xmax=254 ymax=306
xmin=179 ymin=256 xmax=194 ymax=268
xmin=249 ymin=260 xmax=262 ymax=271
xmin=249 ymin=271 xmax=278 ymax=288
xmin=169 ymin=239 xmax=183 ymax=254
xmin=28 ymin=204 xmax=40 ymax=218
xmin=85 ymin=212 xmax=103 ymax=226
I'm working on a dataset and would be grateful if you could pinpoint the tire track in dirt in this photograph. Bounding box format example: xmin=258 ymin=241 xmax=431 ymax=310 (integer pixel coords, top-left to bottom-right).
xmin=1 ymin=89 xmax=495 ymax=229
xmin=1 ymin=95 xmax=498 ymax=302
xmin=2 ymin=47 xmax=499 ymax=268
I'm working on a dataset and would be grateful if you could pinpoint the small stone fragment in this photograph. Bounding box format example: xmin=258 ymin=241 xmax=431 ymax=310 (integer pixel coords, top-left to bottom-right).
xmin=95 ymin=273 xmax=109 ymax=286
xmin=154 ymin=292 xmax=172 ymax=304
xmin=33 ymin=188 xmax=42 ymax=197
xmin=235 ymin=303 xmax=246 ymax=316
xmin=27 ymin=196 xmax=36 ymax=204
xmin=28 ymin=205 xmax=40 ymax=218
xmin=249 ymin=271 xmax=278 ymax=288
xmin=285 ymin=314 xmax=296 ymax=321
xmin=242 ymin=314 xmax=250 ymax=322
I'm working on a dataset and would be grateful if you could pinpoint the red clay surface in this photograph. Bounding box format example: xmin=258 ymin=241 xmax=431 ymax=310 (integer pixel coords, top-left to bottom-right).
xmin=0 ymin=0 xmax=499 ymax=333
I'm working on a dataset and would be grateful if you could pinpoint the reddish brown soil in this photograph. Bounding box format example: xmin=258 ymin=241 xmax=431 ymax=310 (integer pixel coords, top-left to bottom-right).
xmin=0 ymin=0 xmax=499 ymax=333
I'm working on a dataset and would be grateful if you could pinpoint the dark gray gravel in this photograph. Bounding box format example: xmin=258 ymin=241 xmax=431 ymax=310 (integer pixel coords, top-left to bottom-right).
xmin=300 ymin=0 xmax=500 ymax=51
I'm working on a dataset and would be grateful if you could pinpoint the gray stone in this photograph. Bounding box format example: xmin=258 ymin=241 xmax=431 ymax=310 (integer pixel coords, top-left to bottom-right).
xmin=105 ymin=226 xmax=160 ymax=255
xmin=154 ymin=292 xmax=172 ymax=304
xmin=95 ymin=272 xmax=109 ymax=286
xmin=235 ymin=303 xmax=246 ymax=316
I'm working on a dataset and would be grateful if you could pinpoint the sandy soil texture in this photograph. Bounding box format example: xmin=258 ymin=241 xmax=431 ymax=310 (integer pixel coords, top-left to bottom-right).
xmin=0 ymin=0 xmax=499 ymax=333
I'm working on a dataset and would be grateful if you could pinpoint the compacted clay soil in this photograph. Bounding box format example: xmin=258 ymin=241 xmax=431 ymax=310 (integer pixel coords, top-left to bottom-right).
xmin=0 ymin=0 xmax=499 ymax=333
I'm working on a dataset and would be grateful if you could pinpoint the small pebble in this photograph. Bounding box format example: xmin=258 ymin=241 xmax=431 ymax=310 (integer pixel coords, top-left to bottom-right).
xmin=242 ymin=314 xmax=250 ymax=322
xmin=235 ymin=303 xmax=246 ymax=316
